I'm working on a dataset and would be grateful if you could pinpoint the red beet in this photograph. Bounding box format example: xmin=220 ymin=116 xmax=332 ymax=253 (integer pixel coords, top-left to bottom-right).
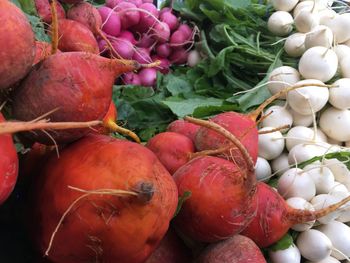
xmin=0 ymin=1 xmax=35 ymax=90
xmin=166 ymin=119 xmax=200 ymax=143
xmin=172 ymin=155 xmax=257 ymax=243
xmin=0 ymin=113 xmax=18 ymax=205
xmin=67 ymin=2 xmax=102 ymax=36
xmin=196 ymin=234 xmax=267 ymax=263
xmin=146 ymin=132 xmax=195 ymax=174
xmin=12 ymin=52 xmax=139 ymax=144
xmin=56 ymin=19 xmax=99 ymax=54
xmin=241 ymin=182 xmax=350 ymax=248
xmin=194 ymin=112 xmax=259 ymax=164
xmin=34 ymin=0 xmax=66 ymax=24
xmin=145 ymin=228 xmax=192 ymax=263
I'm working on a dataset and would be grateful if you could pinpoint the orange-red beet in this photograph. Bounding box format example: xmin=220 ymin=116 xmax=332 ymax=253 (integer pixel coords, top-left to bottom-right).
xmin=57 ymin=19 xmax=99 ymax=54
xmin=0 ymin=113 xmax=19 ymax=205
xmin=31 ymin=134 xmax=178 ymax=263
xmin=167 ymin=120 xmax=200 ymax=143
xmin=34 ymin=0 xmax=66 ymax=24
xmin=173 ymin=156 xmax=257 ymax=243
xmin=67 ymin=2 xmax=102 ymax=36
xmin=13 ymin=52 xmax=139 ymax=144
xmin=195 ymin=112 xmax=258 ymax=163
xmin=241 ymin=182 xmax=350 ymax=248
xmin=196 ymin=234 xmax=266 ymax=263
xmin=0 ymin=1 xmax=35 ymax=90
xmin=146 ymin=132 xmax=195 ymax=174
xmin=145 ymin=228 xmax=193 ymax=263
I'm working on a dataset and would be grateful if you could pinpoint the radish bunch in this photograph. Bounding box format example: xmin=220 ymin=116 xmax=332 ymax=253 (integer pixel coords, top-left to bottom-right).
xmin=94 ymin=1 xmax=200 ymax=87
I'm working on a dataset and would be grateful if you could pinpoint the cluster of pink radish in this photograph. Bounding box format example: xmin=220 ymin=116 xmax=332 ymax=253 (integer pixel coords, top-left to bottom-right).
xmin=96 ymin=0 xmax=198 ymax=87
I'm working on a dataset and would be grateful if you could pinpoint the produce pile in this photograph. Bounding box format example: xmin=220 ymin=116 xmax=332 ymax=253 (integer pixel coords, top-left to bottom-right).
xmin=2 ymin=0 xmax=350 ymax=262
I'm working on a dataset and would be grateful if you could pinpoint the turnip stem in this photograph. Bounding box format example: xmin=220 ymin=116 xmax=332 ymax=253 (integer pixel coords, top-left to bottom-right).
xmin=258 ymin=125 xmax=291 ymax=134
xmin=0 ymin=120 xmax=102 ymax=135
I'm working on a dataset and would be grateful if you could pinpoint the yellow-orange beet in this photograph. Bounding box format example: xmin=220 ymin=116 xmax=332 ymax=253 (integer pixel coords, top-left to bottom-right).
xmin=0 ymin=0 xmax=35 ymax=90
xmin=30 ymin=134 xmax=178 ymax=263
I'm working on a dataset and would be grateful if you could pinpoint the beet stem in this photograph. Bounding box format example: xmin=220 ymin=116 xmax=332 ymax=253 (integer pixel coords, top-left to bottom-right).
xmin=103 ymin=119 xmax=141 ymax=143
xmin=0 ymin=120 xmax=102 ymax=135
xmin=184 ymin=116 xmax=254 ymax=172
xmin=49 ymin=0 xmax=59 ymax=55
xmin=249 ymin=82 xmax=331 ymax=121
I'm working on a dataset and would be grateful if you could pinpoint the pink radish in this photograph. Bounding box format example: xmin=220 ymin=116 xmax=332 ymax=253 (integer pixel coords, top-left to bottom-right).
xmin=138 ymin=68 xmax=157 ymax=87
xmin=114 ymin=2 xmax=140 ymax=29
xmin=122 ymin=72 xmax=141 ymax=85
xmin=98 ymin=6 xmax=121 ymax=37
xmin=119 ymin=31 xmax=137 ymax=45
xmin=111 ymin=38 xmax=135 ymax=59
xmin=160 ymin=10 xmax=179 ymax=32
xmin=169 ymin=48 xmax=189 ymax=65
xmin=151 ymin=56 xmax=170 ymax=74
xmin=156 ymin=43 xmax=171 ymax=58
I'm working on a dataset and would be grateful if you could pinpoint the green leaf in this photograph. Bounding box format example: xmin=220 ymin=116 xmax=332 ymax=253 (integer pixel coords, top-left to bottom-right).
xmin=173 ymin=191 xmax=192 ymax=218
xmin=269 ymin=233 xmax=294 ymax=251
xmin=298 ymin=151 xmax=350 ymax=170
xmin=18 ymin=0 xmax=37 ymax=15
xmin=228 ymin=49 xmax=284 ymax=111
xmin=26 ymin=14 xmax=50 ymax=42
xmin=163 ymin=75 xmax=193 ymax=96
xmin=208 ymin=46 xmax=235 ymax=77
xmin=163 ymin=96 xmax=225 ymax=118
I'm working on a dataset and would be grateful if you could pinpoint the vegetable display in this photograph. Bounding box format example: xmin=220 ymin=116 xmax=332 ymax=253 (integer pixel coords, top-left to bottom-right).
xmin=2 ymin=0 xmax=350 ymax=262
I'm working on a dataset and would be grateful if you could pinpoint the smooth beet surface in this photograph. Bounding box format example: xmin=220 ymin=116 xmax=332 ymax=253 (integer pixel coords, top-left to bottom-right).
xmin=167 ymin=119 xmax=200 ymax=143
xmin=57 ymin=19 xmax=99 ymax=54
xmin=0 ymin=113 xmax=19 ymax=205
xmin=30 ymin=134 xmax=178 ymax=263
xmin=0 ymin=1 xmax=35 ymax=90
xmin=13 ymin=52 xmax=139 ymax=144
xmin=146 ymin=132 xmax=195 ymax=174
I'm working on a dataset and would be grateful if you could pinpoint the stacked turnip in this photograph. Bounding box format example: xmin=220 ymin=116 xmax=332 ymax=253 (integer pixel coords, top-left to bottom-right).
xmin=95 ymin=0 xmax=199 ymax=87
xmin=254 ymin=0 xmax=350 ymax=262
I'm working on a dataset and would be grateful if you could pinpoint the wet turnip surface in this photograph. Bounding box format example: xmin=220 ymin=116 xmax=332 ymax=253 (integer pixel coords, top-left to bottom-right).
xmin=13 ymin=52 xmax=139 ymax=144
xmin=0 ymin=113 xmax=18 ymax=205
xmin=0 ymin=1 xmax=35 ymax=90
xmin=31 ymin=134 xmax=178 ymax=263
